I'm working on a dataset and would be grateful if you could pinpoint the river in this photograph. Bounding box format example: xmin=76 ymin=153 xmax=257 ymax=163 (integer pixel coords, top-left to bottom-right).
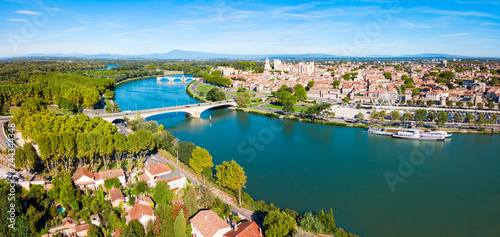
xmin=115 ymin=76 xmax=500 ymax=237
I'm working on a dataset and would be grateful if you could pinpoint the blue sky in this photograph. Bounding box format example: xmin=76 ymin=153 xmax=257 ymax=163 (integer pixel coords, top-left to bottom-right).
xmin=1 ymin=0 xmax=499 ymax=57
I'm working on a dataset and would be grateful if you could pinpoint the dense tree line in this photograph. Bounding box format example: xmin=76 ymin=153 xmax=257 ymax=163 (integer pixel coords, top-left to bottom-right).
xmin=202 ymin=72 xmax=232 ymax=87
xmin=12 ymin=99 xmax=156 ymax=174
xmin=0 ymin=73 xmax=114 ymax=108
xmin=0 ymin=59 xmax=106 ymax=83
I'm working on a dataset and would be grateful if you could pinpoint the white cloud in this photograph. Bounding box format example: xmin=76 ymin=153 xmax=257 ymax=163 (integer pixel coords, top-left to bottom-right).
xmin=14 ymin=10 xmax=41 ymax=15
xmin=64 ymin=27 xmax=86 ymax=33
xmin=8 ymin=18 xmax=28 ymax=22
xmin=50 ymin=8 xmax=63 ymax=12
xmin=80 ymin=20 xmax=93 ymax=24
xmin=440 ymin=33 xmax=470 ymax=37
xmin=481 ymin=22 xmax=500 ymax=26
xmin=420 ymin=9 xmax=499 ymax=19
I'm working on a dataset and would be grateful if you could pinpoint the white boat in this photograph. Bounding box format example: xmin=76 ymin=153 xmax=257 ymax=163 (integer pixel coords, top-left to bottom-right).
xmin=391 ymin=129 xmax=446 ymax=141
xmin=367 ymin=127 xmax=407 ymax=136
xmin=427 ymin=131 xmax=452 ymax=138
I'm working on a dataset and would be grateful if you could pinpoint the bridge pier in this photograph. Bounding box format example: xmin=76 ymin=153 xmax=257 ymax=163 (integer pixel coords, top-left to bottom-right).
xmin=186 ymin=111 xmax=202 ymax=118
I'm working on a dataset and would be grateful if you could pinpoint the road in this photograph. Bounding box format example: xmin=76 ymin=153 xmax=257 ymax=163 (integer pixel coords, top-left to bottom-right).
xmin=146 ymin=153 xmax=256 ymax=222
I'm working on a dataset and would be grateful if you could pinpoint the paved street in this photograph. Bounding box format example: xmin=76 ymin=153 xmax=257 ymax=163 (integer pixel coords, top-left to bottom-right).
xmin=146 ymin=153 xmax=256 ymax=222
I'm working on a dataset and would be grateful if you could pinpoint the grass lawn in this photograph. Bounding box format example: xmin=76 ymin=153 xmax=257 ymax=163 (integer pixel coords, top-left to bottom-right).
xmin=196 ymin=84 xmax=215 ymax=95
xmin=250 ymin=102 xmax=263 ymax=107
xmin=263 ymin=103 xmax=305 ymax=112
xmin=229 ymin=91 xmax=256 ymax=96
xmin=6 ymin=107 xmax=20 ymax=116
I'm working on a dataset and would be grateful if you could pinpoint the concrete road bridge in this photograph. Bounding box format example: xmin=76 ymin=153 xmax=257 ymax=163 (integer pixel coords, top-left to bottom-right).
xmin=156 ymin=75 xmax=201 ymax=82
xmin=96 ymin=100 xmax=237 ymax=122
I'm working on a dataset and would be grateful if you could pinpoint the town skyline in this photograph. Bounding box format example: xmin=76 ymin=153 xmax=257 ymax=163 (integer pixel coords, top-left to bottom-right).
xmin=1 ymin=0 xmax=500 ymax=57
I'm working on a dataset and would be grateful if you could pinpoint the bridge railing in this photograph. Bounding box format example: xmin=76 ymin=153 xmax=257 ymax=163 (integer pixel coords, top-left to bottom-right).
xmin=99 ymin=99 xmax=236 ymax=117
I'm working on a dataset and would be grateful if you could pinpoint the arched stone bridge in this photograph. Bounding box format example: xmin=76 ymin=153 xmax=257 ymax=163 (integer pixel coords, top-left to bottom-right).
xmin=156 ymin=76 xmax=202 ymax=82
xmin=96 ymin=100 xmax=237 ymax=122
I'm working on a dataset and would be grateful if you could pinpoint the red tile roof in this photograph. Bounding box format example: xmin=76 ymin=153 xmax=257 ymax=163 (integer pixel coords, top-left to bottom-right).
xmin=75 ymin=223 xmax=89 ymax=232
xmin=109 ymin=188 xmax=125 ymax=203
xmin=191 ymin=210 xmax=230 ymax=237
xmin=224 ymin=221 xmax=262 ymax=237
xmin=145 ymin=163 xmax=172 ymax=176
xmin=136 ymin=196 xmax=154 ymax=205
xmin=73 ymin=168 xmax=93 ymax=183
xmin=96 ymin=169 xmax=125 ymax=180
xmin=128 ymin=204 xmax=155 ymax=221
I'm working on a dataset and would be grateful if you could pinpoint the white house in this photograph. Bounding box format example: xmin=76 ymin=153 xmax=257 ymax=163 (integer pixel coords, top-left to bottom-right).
xmin=139 ymin=163 xmax=187 ymax=190
xmin=72 ymin=168 xmax=95 ymax=190
xmin=125 ymin=204 xmax=156 ymax=227
xmin=139 ymin=163 xmax=172 ymax=186
xmin=157 ymin=171 xmax=187 ymax=191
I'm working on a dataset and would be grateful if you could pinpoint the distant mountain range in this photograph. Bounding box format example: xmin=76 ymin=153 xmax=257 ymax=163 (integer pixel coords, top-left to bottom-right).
xmin=3 ymin=50 xmax=493 ymax=60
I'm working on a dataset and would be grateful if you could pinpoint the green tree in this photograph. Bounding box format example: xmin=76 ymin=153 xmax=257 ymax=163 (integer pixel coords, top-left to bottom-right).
xmin=206 ymin=88 xmax=226 ymax=101
xmin=282 ymin=99 xmax=295 ymax=115
xmin=316 ymin=209 xmax=336 ymax=234
xmin=104 ymin=178 xmax=122 ymax=190
xmin=88 ymin=224 xmax=104 ymax=237
xmin=383 ymin=72 xmax=392 ymax=79
xmin=178 ymin=141 xmax=196 ymax=164
xmin=276 ymin=90 xmax=297 ymax=105
xmin=467 ymin=101 xmax=473 ymax=108
xmin=135 ymin=129 xmax=156 ymax=159
xmin=401 ymin=112 xmax=412 ymax=123
xmin=124 ymin=220 xmax=145 ymax=237
xmin=487 ymin=100 xmax=495 ymax=109
xmin=436 ymin=111 xmax=449 ymax=127
xmin=456 ymin=101 xmax=464 ymax=107
xmin=428 ymin=112 xmax=436 ymax=121
xmin=306 ymin=81 xmax=314 ymax=90
xmin=294 ymin=84 xmax=307 ymax=101
xmin=426 ymin=100 xmax=434 ymax=107
xmin=183 ymin=185 xmax=198 ymax=218
xmin=477 ymin=102 xmax=484 ymax=109
xmin=390 ymin=110 xmax=400 ymax=122
xmin=199 ymin=186 xmax=215 ymax=209
xmin=215 ymin=160 xmax=247 ymax=205
xmin=300 ymin=212 xmax=324 ymax=234
xmin=236 ymin=92 xmax=252 ymax=108
xmin=439 ymin=71 xmax=455 ymax=81
xmin=415 ymin=109 xmax=427 ymax=126
xmin=356 ymin=112 xmax=364 ymax=122
xmin=153 ymin=180 xmax=174 ymax=207
xmin=174 ymin=210 xmax=187 ymax=237
xmin=332 ymin=80 xmax=340 ymax=89
xmin=411 ymin=88 xmax=420 ymax=97
xmin=49 ymin=173 xmax=78 ymax=205
xmin=264 ymin=210 xmax=297 ymax=237
xmin=189 ymin=147 xmax=214 ymax=174
xmin=446 ymin=100 xmax=454 ymax=107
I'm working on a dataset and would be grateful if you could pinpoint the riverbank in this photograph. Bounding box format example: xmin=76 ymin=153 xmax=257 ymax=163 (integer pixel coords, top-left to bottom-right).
xmin=235 ymin=107 xmax=370 ymax=129
xmin=115 ymin=71 xmax=184 ymax=86
xmin=186 ymin=80 xmax=208 ymax=102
